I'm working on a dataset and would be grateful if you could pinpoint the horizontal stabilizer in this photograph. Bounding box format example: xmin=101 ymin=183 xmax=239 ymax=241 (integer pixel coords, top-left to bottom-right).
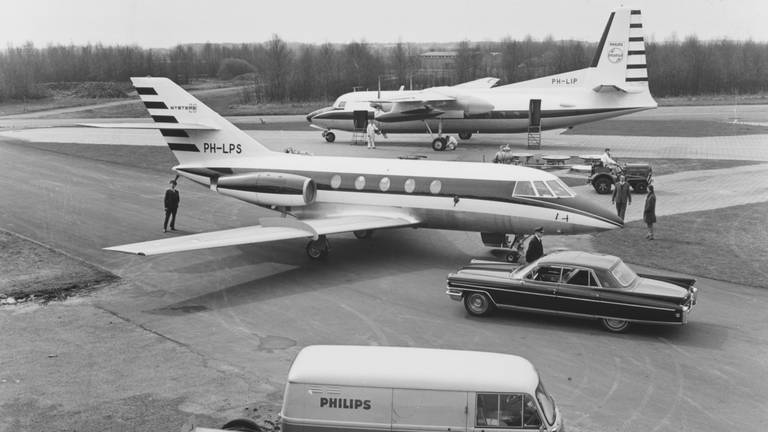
xmin=80 ymin=122 xmax=219 ymax=130
xmin=592 ymin=84 xmax=645 ymax=94
xmin=104 ymin=214 xmax=418 ymax=256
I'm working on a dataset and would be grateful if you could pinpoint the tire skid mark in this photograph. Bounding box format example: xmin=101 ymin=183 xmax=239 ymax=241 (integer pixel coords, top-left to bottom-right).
xmin=338 ymin=302 xmax=390 ymax=345
xmin=571 ymin=355 xmax=621 ymax=426
xmin=619 ymin=355 xmax=655 ymax=432
xmin=651 ymin=353 xmax=684 ymax=432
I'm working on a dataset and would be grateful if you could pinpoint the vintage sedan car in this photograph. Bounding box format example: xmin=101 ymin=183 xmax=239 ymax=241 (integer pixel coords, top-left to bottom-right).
xmin=446 ymin=251 xmax=698 ymax=332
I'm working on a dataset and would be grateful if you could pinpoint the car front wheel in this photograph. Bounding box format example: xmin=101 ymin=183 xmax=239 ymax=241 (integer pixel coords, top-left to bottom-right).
xmin=600 ymin=318 xmax=631 ymax=333
xmin=464 ymin=292 xmax=494 ymax=316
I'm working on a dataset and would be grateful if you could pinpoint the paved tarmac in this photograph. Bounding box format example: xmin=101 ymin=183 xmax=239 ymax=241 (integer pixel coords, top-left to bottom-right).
xmin=1 ymin=106 xmax=768 ymax=432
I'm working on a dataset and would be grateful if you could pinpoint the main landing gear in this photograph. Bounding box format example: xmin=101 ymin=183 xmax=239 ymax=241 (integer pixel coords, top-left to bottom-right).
xmin=306 ymin=235 xmax=330 ymax=259
xmin=321 ymin=130 xmax=336 ymax=143
xmin=305 ymin=230 xmax=376 ymax=259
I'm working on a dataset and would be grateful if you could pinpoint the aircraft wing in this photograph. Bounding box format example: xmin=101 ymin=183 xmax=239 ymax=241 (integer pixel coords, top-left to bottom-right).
xmin=104 ymin=214 xmax=418 ymax=256
xmin=452 ymin=77 xmax=500 ymax=89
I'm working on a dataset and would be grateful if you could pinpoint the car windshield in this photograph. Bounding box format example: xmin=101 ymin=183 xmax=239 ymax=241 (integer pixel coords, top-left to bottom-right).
xmin=611 ymin=261 xmax=638 ymax=287
xmin=536 ymin=381 xmax=557 ymax=425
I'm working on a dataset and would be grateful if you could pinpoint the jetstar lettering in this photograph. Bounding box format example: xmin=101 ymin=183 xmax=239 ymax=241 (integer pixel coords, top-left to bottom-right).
xmin=319 ymin=397 xmax=371 ymax=410
xmin=203 ymin=142 xmax=242 ymax=154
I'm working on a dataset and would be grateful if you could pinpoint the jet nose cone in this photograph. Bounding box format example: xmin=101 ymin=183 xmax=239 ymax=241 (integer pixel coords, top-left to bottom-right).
xmin=568 ymin=194 xmax=624 ymax=231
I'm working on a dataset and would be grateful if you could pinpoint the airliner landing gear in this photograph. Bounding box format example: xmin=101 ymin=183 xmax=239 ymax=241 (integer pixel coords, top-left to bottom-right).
xmin=432 ymin=137 xmax=447 ymax=151
xmin=321 ymin=130 xmax=336 ymax=143
xmin=353 ymin=229 xmax=373 ymax=239
xmin=306 ymin=235 xmax=330 ymax=259
xmin=458 ymin=131 xmax=473 ymax=140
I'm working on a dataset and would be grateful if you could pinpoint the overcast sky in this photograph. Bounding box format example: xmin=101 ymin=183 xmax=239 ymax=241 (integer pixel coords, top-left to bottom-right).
xmin=3 ymin=0 xmax=767 ymax=47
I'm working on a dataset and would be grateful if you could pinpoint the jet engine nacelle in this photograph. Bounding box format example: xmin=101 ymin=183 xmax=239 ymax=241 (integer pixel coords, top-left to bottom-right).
xmin=215 ymin=172 xmax=317 ymax=207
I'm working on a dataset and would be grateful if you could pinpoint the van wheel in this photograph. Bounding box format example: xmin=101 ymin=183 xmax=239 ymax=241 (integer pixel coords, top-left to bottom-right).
xmin=600 ymin=318 xmax=630 ymax=333
xmin=353 ymin=229 xmax=373 ymax=239
xmin=222 ymin=419 xmax=262 ymax=432
xmin=464 ymin=292 xmax=494 ymax=316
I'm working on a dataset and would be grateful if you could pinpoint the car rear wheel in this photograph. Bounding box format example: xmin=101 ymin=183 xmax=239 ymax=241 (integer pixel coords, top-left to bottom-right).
xmin=464 ymin=292 xmax=494 ymax=316
xmin=600 ymin=318 xmax=631 ymax=333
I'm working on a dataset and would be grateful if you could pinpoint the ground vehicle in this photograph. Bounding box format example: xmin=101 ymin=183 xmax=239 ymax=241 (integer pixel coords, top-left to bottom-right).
xmin=588 ymin=162 xmax=653 ymax=194
xmin=446 ymin=251 xmax=697 ymax=332
xmin=281 ymin=345 xmax=564 ymax=432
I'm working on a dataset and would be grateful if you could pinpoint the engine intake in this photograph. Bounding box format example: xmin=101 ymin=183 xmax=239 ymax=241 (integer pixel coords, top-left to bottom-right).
xmin=215 ymin=172 xmax=316 ymax=207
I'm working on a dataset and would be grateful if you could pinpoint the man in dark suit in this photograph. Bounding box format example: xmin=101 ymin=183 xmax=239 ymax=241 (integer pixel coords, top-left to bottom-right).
xmin=163 ymin=179 xmax=180 ymax=232
xmin=525 ymin=227 xmax=544 ymax=263
xmin=611 ymin=175 xmax=632 ymax=221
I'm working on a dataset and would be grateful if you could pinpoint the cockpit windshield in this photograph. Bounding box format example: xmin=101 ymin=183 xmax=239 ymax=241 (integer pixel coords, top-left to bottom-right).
xmin=512 ymin=178 xmax=574 ymax=198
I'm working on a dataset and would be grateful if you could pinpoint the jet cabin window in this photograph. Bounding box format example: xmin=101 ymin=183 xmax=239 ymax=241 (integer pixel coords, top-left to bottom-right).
xmin=476 ymin=393 xmax=542 ymax=429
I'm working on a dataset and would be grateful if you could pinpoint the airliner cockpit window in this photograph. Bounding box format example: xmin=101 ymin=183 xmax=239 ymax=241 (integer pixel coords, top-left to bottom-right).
xmin=513 ymin=181 xmax=536 ymax=197
xmin=337 ymin=101 xmax=346 ymax=109
xmin=533 ymin=181 xmax=554 ymax=197
xmin=546 ymin=179 xmax=574 ymax=198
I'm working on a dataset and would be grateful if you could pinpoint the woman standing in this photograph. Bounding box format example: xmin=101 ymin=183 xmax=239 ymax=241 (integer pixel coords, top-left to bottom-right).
xmin=644 ymin=185 xmax=656 ymax=240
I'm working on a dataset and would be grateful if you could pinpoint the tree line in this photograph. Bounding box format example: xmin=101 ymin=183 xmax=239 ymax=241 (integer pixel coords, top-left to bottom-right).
xmin=1 ymin=35 xmax=767 ymax=102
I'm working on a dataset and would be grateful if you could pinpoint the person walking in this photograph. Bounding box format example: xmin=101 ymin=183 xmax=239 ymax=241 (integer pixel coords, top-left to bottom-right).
xmin=525 ymin=227 xmax=544 ymax=263
xmin=643 ymin=185 xmax=656 ymax=240
xmin=366 ymin=120 xmax=378 ymax=149
xmin=611 ymin=175 xmax=632 ymax=221
xmin=493 ymin=144 xmax=513 ymax=164
xmin=164 ymin=179 xmax=180 ymax=232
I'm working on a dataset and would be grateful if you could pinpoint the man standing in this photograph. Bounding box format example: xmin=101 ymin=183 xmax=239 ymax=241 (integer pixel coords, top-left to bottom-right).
xmin=493 ymin=144 xmax=513 ymax=164
xmin=525 ymin=227 xmax=544 ymax=263
xmin=611 ymin=175 xmax=632 ymax=221
xmin=164 ymin=179 xmax=180 ymax=232
xmin=644 ymin=185 xmax=656 ymax=240
xmin=366 ymin=120 xmax=377 ymax=149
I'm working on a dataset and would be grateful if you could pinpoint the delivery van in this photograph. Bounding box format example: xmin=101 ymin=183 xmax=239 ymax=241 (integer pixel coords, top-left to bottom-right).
xmin=281 ymin=345 xmax=564 ymax=432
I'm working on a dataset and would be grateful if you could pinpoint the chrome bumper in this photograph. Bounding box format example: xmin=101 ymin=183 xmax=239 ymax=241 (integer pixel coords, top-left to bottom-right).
xmin=446 ymin=287 xmax=463 ymax=301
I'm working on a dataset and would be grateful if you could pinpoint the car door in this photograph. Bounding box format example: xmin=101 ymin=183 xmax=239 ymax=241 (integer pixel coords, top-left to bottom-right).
xmin=470 ymin=393 xmax=544 ymax=432
xmin=554 ymin=267 xmax=602 ymax=316
xmin=501 ymin=265 xmax=562 ymax=311
xmin=393 ymin=389 xmax=467 ymax=432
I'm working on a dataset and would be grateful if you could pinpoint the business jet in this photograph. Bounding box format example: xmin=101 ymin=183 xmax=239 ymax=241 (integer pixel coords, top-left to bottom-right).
xmin=307 ymin=7 xmax=657 ymax=151
xmin=91 ymin=77 xmax=621 ymax=260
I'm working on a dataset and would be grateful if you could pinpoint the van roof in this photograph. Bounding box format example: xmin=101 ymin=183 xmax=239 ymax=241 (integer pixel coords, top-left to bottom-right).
xmin=288 ymin=345 xmax=540 ymax=392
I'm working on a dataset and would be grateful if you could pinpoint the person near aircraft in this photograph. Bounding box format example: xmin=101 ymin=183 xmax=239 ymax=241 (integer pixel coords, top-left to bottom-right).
xmin=163 ymin=179 xmax=180 ymax=232
xmin=493 ymin=145 xmax=514 ymax=164
xmin=612 ymin=175 xmax=632 ymax=221
xmin=525 ymin=227 xmax=544 ymax=263
xmin=644 ymin=184 xmax=656 ymax=240
xmin=366 ymin=120 xmax=378 ymax=149
xmin=446 ymin=135 xmax=458 ymax=151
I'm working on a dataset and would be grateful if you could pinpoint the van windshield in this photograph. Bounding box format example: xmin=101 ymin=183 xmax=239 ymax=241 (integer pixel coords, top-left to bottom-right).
xmin=536 ymin=381 xmax=556 ymax=425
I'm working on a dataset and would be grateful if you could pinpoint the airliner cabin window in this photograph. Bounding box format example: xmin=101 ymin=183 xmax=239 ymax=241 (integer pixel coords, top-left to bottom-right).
xmin=429 ymin=180 xmax=442 ymax=194
xmin=330 ymin=174 xmax=342 ymax=189
xmin=513 ymin=181 xmax=536 ymax=197
xmin=379 ymin=177 xmax=391 ymax=192
xmin=404 ymin=178 xmax=416 ymax=193
xmin=354 ymin=176 xmax=366 ymax=190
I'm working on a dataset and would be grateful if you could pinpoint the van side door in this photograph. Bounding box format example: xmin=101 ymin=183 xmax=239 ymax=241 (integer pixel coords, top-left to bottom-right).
xmin=392 ymin=389 xmax=468 ymax=432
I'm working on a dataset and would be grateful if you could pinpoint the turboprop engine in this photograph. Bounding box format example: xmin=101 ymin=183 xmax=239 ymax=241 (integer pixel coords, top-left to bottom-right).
xmin=214 ymin=172 xmax=317 ymax=207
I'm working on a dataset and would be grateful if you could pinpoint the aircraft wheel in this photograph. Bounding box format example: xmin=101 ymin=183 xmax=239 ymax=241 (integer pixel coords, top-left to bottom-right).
xmin=600 ymin=318 xmax=631 ymax=333
xmin=306 ymin=236 xmax=329 ymax=259
xmin=458 ymin=131 xmax=472 ymax=140
xmin=222 ymin=419 xmax=262 ymax=432
xmin=432 ymin=137 xmax=447 ymax=151
xmin=593 ymin=177 xmax=613 ymax=194
xmin=464 ymin=292 xmax=494 ymax=316
xmin=353 ymin=229 xmax=373 ymax=239
xmin=323 ymin=131 xmax=336 ymax=143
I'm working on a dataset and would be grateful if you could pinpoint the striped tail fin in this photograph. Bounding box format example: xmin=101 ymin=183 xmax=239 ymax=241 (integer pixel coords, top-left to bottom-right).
xmin=590 ymin=8 xmax=649 ymax=92
xmin=83 ymin=77 xmax=272 ymax=165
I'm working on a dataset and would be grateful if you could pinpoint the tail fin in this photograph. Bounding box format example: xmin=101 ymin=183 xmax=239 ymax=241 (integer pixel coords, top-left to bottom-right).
xmin=589 ymin=8 xmax=649 ymax=92
xmin=130 ymin=77 xmax=271 ymax=164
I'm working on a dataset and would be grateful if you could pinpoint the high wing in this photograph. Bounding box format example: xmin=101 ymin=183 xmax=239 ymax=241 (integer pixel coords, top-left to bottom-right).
xmin=104 ymin=214 xmax=418 ymax=256
xmin=452 ymin=77 xmax=500 ymax=89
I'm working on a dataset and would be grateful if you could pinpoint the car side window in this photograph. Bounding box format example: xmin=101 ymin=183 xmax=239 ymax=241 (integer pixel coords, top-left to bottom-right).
xmin=523 ymin=394 xmax=542 ymax=428
xmin=565 ymin=269 xmax=590 ymax=286
xmin=529 ymin=266 xmax=562 ymax=283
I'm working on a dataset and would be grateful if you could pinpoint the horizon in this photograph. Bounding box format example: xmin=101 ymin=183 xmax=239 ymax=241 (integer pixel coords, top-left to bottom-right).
xmin=3 ymin=0 xmax=768 ymax=49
